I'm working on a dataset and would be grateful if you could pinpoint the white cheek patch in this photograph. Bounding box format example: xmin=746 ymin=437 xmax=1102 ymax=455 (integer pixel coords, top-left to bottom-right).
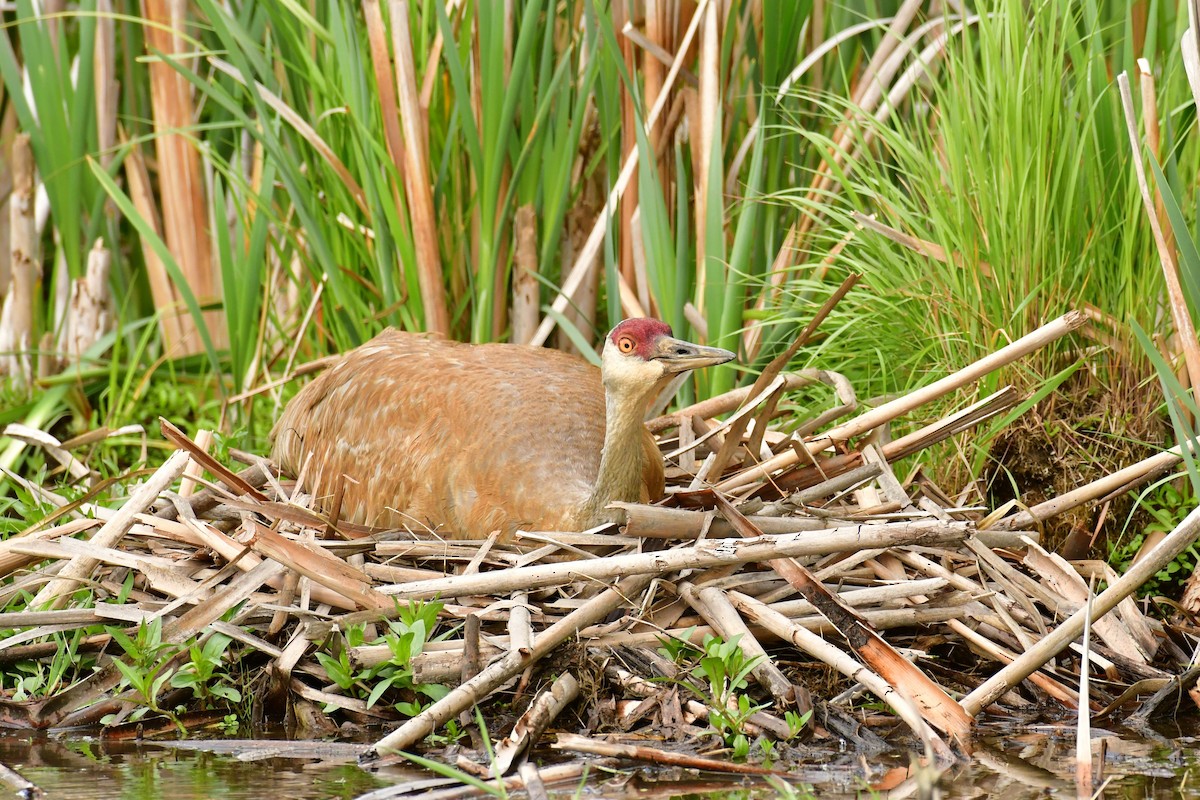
xmin=602 ymin=340 xmax=666 ymax=385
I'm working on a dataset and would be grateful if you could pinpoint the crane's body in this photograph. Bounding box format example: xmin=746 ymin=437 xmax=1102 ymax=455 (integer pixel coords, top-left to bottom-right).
xmin=271 ymin=320 xmax=733 ymax=538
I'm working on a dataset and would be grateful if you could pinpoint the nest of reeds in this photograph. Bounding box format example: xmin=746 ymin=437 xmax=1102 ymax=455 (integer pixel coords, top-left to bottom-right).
xmin=1 ymin=309 xmax=1198 ymax=797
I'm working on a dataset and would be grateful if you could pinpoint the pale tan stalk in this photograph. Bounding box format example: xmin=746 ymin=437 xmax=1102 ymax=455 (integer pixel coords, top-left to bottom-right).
xmin=375 ymin=520 xmax=972 ymax=600
xmin=2 ymin=133 xmax=36 ymax=383
xmin=1119 ymin=71 xmax=1200 ymax=400
xmin=362 ymin=0 xmax=408 ymax=195
xmin=511 ymin=205 xmax=539 ymax=343
xmin=963 ymin=503 xmax=1200 ymax=716
xmin=717 ymin=312 xmax=1086 ymax=492
xmin=31 ymin=449 xmax=189 ymax=609
xmin=388 ymin=0 xmax=449 ymax=335
xmin=143 ymin=0 xmax=223 ymax=354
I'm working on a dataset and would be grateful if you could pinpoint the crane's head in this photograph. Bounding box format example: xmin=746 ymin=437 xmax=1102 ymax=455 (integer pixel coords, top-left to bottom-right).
xmin=601 ymin=319 xmax=735 ymax=392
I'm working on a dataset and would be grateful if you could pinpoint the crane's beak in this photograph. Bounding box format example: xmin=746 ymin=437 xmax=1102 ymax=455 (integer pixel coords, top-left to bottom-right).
xmin=652 ymin=336 xmax=736 ymax=373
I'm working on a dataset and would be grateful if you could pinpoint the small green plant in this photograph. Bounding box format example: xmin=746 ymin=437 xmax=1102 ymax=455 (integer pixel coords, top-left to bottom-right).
xmin=655 ymin=626 xmax=701 ymax=664
xmin=315 ymin=599 xmax=449 ymax=716
xmin=106 ymin=618 xmax=182 ymax=724
xmin=660 ymin=633 xmax=769 ymax=760
xmin=784 ymin=709 xmax=811 ymax=740
xmin=217 ymin=714 xmax=240 ymax=735
xmin=1110 ymin=482 xmax=1199 ymax=597
xmin=170 ymin=631 xmax=243 ymax=706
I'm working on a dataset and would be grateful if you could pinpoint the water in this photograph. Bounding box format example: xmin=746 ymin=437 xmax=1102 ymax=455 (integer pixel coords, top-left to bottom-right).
xmin=2 ymin=724 xmax=1200 ymax=799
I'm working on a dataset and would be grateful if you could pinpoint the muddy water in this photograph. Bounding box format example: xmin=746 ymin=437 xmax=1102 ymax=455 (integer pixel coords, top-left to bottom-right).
xmin=0 ymin=724 xmax=1198 ymax=799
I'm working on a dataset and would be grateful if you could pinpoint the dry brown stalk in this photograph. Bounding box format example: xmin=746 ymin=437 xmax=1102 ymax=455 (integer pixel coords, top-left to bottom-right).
xmin=374 ymin=520 xmax=973 ymax=600
xmin=388 ymin=0 xmax=449 ymax=335
xmin=511 ymin=205 xmax=539 ymax=344
xmin=58 ymin=238 xmax=112 ymax=367
xmin=94 ymin=0 xmax=118 ymax=170
xmin=552 ymin=732 xmax=785 ymax=776
xmin=964 ymin=503 xmax=1200 ymax=716
xmin=142 ymin=0 xmax=224 ymax=355
xmin=718 ymin=312 xmax=1086 ymax=493
xmin=361 ymin=0 xmax=407 ymax=193
xmin=365 ymin=573 xmax=654 ymax=758
xmin=1 ymin=133 xmax=36 ymax=384
xmin=247 ymin=523 xmax=392 ymax=611
xmin=728 ymin=590 xmax=951 ymax=761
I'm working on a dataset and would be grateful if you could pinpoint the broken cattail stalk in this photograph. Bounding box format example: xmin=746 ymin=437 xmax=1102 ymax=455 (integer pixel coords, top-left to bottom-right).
xmin=143 ymin=0 xmax=224 ymax=355
xmin=2 ymin=133 xmax=37 ymax=384
xmin=364 ymin=574 xmax=653 ymax=758
xmin=553 ymin=732 xmax=785 ymax=776
xmin=729 ymin=590 xmax=951 ymax=761
xmin=490 ymin=672 xmax=579 ymax=776
xmin=373 ymin=520 xmax=974 ymax=601
xmin=993 ymin=446 xmax=1183 ymax=531
xmin=964 ymin=503 xmax=1200 ymax=716
xmin=30 ymin=449 xmax=190 ymax=610
xmin=718 ymin=312 xmax=1086 ymax=493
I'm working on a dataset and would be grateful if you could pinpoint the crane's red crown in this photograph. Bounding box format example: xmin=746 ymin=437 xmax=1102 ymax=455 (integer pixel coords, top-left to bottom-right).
xmin=610 ymin=318 xmax=673 ymax=360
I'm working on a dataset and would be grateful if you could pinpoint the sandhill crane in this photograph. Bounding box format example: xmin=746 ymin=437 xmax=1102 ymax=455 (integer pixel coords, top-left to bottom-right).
xmin=271 ymin=319 xmax=734 ymax=538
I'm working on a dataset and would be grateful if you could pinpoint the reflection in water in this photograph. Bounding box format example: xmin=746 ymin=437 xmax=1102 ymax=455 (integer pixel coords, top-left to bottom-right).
xmin=2 ymin=723 xmax=1200 ymax=799
xmin=0 ymin=735 xmax=385 ymax=800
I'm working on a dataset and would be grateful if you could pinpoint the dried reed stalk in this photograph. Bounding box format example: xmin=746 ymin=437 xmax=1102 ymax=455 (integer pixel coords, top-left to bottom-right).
xmin=679 ymin=583 xmax=797 ymax=705
xmin=94 ymin=0 xmax=118 ymax=170
xmin=388 ymin=0 xmax=449 ymax=336
xmin=1 ymin=133 xmax=36 ymax=383
xmin=1117 ymin=72 xmax=1200 ymax=396
xmin=142 ymin=0 xmax=224 ymax=354
xmin=553 ymin=733 xmax=784 ymax=776
xmin=717 ymin=312 xmax=1086 ymax=492
xmin=374 ymin=520 xmax=973 ymax=600
xmin=30 ymin=449 xmax=190 ymax=610
xmin=361 ymin=0 xmax=407 ymax=190
xmin=491 ymin=672 xmax=579 ymax=776
xmin=964 ymin=503 xmax=1200 ymax=716
xmin=59 ymin=240 xmax=112 ymax=365
xmin=121 ymin=141 xmax=185 ymax=347
xmin=511 ymin=205 xmax=539 ymax=344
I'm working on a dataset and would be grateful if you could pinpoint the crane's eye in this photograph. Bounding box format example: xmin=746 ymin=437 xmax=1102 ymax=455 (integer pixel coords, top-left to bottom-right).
xmin=617 ymin=336 xmax=636 ymax=353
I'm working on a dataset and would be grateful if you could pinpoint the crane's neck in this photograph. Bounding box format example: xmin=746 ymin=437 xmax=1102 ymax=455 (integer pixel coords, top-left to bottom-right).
xmin=581 ymin=381 xmax=656 ymax=526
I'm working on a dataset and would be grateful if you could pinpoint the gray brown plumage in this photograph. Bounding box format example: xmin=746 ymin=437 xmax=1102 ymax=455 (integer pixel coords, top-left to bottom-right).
xmin=271 ymin=319 xmax=734 ymax=538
